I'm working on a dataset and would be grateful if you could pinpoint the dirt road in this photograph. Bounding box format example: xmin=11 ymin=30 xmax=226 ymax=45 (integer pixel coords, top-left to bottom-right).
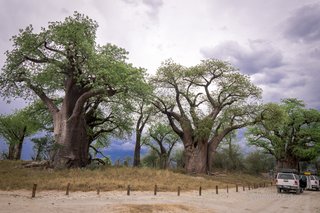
xmin=1 ymin=187 xmax=319 ymax=212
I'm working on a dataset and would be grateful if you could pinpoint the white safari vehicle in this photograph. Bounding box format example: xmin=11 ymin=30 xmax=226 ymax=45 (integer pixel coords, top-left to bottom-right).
xmin=306 ymin=175 xmax=320 ymax=191
xmin=276 ymin=172 xmax=302 ymax=194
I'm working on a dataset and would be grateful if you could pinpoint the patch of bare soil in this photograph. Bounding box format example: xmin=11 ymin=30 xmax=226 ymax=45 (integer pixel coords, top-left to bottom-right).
xmin=109 ymin=204 xmax=206 ymax=213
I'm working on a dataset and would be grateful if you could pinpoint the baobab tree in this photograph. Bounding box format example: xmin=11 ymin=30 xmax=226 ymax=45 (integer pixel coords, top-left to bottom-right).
xmin=0 ymin=12 xmax=147 ymax=168
xmin=151 ymin=59 xmax=261 ymax=174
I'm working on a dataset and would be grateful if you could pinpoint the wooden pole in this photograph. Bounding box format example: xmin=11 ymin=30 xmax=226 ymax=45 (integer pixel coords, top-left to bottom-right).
xmin=97 ymin=185 xmax=100 ymax=195
xmin=177 ymin=186 xmax=180 ymax=196
xmin=216 ymin=185 xmax=218 ymax=194
xmin=127 ymin=185 xmax=130 ymax=196
xmin=199 ymin=186 xmax=202 ymax=196
xmin=32 ymin=184 xmax=37 ymax=198
xmin=236 ymin=184 xmax=238 ymax=192
xmin=66 ymin=183 xmax=70 ymax=195
xmin=154 ymin=184 xmax=157 ymax=196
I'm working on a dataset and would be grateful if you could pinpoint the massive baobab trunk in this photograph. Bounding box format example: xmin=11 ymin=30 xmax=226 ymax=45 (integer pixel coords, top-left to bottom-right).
xmin=276 ymin=157 xmax=299 ymax=171
xmin=184 ymin=139 xmax=208 ymax=174
xmin=52 ymin=113 xmax=90 ymax=168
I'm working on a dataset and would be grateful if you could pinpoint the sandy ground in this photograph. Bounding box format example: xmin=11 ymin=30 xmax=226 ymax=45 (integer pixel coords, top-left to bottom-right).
xmin=1 ymin=187 xmax=320 ymax=213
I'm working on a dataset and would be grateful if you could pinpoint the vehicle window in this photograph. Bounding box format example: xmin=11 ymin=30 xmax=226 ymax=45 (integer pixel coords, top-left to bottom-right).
xmin=278 ymin=173 xmax=294 ymax=179
xmin=300 ymin=176 xmax=306 ymax=180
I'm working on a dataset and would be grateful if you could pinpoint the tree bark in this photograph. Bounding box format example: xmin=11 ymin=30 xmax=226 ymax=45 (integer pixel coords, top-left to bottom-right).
xmin=276 ymin=157 xmax=299 ymax=171
xmin=52 ymin=113 xmax=90 ymax=168
xmin=133 ymin=132 xmax=141 ymax=167
xmin=184 ymin=140 xmax=208 ymax=174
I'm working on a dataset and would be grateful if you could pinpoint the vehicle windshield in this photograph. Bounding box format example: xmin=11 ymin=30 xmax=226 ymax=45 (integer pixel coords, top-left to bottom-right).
xmin=300 ymin=175 xmax=307 ymax=180
xmin=278 ymin=173 xmax=294 ymax=179
xmin=310 ymin=176 xmax=315 ymax=180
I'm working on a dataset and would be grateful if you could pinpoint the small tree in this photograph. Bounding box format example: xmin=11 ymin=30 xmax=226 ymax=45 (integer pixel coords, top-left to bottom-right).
xmin=31 ymin=134 xmax=55 ymax=161
xmin=132 ymin=99 xmax=154 ymax=167
xmin=0 ymin=107 xmax=41 ymax=160
xmin=144 ymin=123 xmax=180 ymax=169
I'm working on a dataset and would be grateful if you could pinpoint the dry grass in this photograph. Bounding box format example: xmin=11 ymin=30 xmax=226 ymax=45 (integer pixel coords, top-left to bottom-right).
xmin=0 ymin=160 xmax=268 ymax=192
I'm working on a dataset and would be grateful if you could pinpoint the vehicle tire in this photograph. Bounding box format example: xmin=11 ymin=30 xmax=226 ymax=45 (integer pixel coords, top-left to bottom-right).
xmin=300 ymin=188 xmax=303 ymax=193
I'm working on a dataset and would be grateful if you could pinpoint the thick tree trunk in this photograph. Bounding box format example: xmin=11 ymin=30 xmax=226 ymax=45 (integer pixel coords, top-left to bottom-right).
xmin=13 ymin=141 xmax=23 ymax=160
xmin=133 ymin=132 xmax=141 ymax=167
xmin=276 ymin=157 xmax=299 ymax=171
xmin=52 ymin=113 xmax=90 ymax=168
xmin=8 ymin=140 xmax=24 ymax=160
xmin=184 ymin=140 xmax=208 ymax=174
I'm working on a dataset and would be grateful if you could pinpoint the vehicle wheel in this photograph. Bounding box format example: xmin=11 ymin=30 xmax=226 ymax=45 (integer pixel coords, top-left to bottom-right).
xmin=300 ymin=188 xmax=303 ymax=193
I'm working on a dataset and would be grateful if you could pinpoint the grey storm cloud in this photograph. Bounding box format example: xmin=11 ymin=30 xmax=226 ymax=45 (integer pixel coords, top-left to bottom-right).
xmin=253 ymin=71 xmax=287 ymax=85
xmin=200 ymin=40 xmax=284 ymax=75
xmin=284 ymin=3 xmax=320 ymax=43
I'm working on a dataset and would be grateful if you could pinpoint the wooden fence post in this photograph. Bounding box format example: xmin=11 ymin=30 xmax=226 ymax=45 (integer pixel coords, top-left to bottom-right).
xmin=32 ymin=184 xmax=37 ymax=198
xmin=236 ymin=184 xmax=238 ymax=192
xmin=97 ymin=185 xmax=100 ymax=195
xmin=127 ymin=185 xmax=130 ymax=196
xmin=199 ymin=186 xmax=202 ymax=196
xmin=154 ymin=184 xmax=157 ymax=196
xmin=177 ymin=186 xmax=180 ymax=196
xmin=216 ymin=185 xmax=218 ymax=194
xmin=66 ymin=183 xmax=70 ymax=195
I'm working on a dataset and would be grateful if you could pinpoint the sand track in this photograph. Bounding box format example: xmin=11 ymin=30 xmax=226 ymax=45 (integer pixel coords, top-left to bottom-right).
xmin=1 ymin=187 xmax=319 ymax=212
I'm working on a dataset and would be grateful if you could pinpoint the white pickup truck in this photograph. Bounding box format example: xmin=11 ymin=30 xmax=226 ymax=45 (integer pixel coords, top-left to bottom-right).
xmin=306 ymin=175 xmax=320 ymax=191
xmin=276 ymin=172 xmax=302 ymax=194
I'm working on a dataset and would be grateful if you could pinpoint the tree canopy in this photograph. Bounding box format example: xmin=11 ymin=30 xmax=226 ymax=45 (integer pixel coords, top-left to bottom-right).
xmin=0 ymin=106 xmax=42 ymax=159
xmin=151 ymin=59 xmax=262 ymax=173
xmin=246 ymin=98 xmax=320 ymax=170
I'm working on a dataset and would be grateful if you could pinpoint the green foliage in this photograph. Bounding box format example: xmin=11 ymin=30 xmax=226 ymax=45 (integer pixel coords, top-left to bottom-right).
xmin=246 ymin=98 xmax=320 ymax=165
xmin=143 ymin=122 xmax=181 ymax=169
xmin=142 ymin=149 xmax=160 ymax=168
xmin=211 ymin=141 xmax=245 ymax=171
xmin=244 ymin=151 xmax=276 ymax=174
xmin=151 ymin=58 xmax=262 ymax=147
xmin=0 ymin=107 xmax=42 ymax=146
xmin=31 ymin=134 xmax=55 ymax=161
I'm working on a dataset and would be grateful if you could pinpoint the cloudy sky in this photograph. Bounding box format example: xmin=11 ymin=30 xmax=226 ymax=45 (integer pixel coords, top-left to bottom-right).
xmin=0 ymin=0 xmax=319 ymax=113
